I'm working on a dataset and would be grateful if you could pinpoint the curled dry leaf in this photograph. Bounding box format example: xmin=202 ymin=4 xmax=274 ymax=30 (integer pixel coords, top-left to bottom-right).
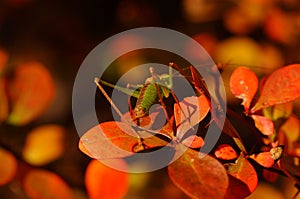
xmin=22 ymin=125 xmax=65 ymax=166
xmin=0 ymin=147 xmax=18 ymax=186
xmin=251 ymin=64 xmax=300 ymax=113
xmin=7 ymin=62 xmax=55 ymax=125
xmin=224 ymin=156 xmax=258 ymax=198
xmin=230 ymin=67 xmax=258 ymax=113
xmin=23 ymin=169 xmax=75 ymax=199
xmin=168 ymin=147 xmax=229 ymax=199
xmin=214 ymin=144 xmax=238 ymax=160
xmin=251 ymin=115 xmax=274 ymax=135
xmin=85 ymin=159 xmax=128 ymax=199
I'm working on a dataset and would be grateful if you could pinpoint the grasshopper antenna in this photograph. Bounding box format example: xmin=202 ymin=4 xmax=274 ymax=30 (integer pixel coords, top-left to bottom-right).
xmin=94 ymin=77 xmax=124 ymax=119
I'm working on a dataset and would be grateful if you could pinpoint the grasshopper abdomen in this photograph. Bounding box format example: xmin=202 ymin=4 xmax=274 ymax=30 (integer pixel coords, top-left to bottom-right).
xmin=134 ymin=83 xmax=168 ymax=118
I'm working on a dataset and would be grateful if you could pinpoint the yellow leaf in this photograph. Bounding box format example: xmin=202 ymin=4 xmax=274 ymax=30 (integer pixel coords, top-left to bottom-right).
xmin=23 ymin=125 xmax=65 ymax=166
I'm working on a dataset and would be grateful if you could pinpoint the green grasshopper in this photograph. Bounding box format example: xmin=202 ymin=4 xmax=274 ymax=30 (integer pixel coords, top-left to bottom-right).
xmin=95 ymin=63 xmax=178 ymax=121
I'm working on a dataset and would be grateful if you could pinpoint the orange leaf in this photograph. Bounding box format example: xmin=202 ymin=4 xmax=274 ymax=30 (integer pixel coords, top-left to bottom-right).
xmin=214 ymin=144 xmax=238 ymax=160
xmin=174 ymin=95 xmax=210 ymax=139
xmin=251 ymin=115 xmax=274 ymax=135
xmin=225 ymin=156 xmax=258 ymax=197
xmin=0 ymin=147 xmax=18 ymax=185
xmin=22 ymin=125 xmax=65 ymax=166
xmin=249 ymin=152 xmax=275 ymax=168
xmin=79 ymin=121 xmax=169 ymax=159
xmin=85 ymin=159 xmax=128 ymax=199
xmin=251 ymin=147 xmax=284 ymax=168
xmin=230 ymin=67 xmax=258 ymax=113
xmin=23 ymin=169 xmax=75 ymax=199
xmin=79 ymin=122 xmax=138 ymax=159
xmin=7 ymin=62 xmax=55 ymax=125
xmin=251 ymin=64 xmax=300 ymax=113
xmin=0 ymin=79 xmax=8 ymax=122
xmin=168 ymin=147 xmax=229 ymax=199
xmin=181 ymin=135 xmax=204 ymax=149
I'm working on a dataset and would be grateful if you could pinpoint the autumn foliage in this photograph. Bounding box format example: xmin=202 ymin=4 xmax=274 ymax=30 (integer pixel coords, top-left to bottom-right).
xmin=79 ymin=63 xmax=300 ymax=199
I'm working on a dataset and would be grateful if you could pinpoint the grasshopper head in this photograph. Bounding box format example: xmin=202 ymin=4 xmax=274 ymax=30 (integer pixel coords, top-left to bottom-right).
xmin=134 ymin=106 xmax=147 ymax=119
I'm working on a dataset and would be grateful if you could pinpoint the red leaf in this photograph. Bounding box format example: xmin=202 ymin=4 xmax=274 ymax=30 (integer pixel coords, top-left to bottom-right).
xmin=251 ymin=115 xmax=274 ymax=135
xmin=7 ymin=62 xmax=55 ymax=125
xmin=251 ymin=64 xmax=300 ymax=113
xmin=85 ymin=159 xmax=128 ymax=199
xmin=174 ymin=95 xmax=210 ymax=139
xmin=168 ymin=147 xmax=229 ymax=199
xmin=214 ymin=144 xmax=238 ymax=160
xmin=230 ymin=67 xmax=258 ymax=113
xmin=225 ymin=156 xmax=258 ymax=198
xmin=224 ymin=175 xmax=252 ymax=199
xmin=263 ymin=169 xmax=278 ymax=183
xmin=23 ymin=169 xmax=75 ymax=199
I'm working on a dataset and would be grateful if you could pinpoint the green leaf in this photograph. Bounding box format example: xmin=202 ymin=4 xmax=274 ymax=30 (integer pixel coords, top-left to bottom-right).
xmin=168 ymin=147 xmax=229 ymax=199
